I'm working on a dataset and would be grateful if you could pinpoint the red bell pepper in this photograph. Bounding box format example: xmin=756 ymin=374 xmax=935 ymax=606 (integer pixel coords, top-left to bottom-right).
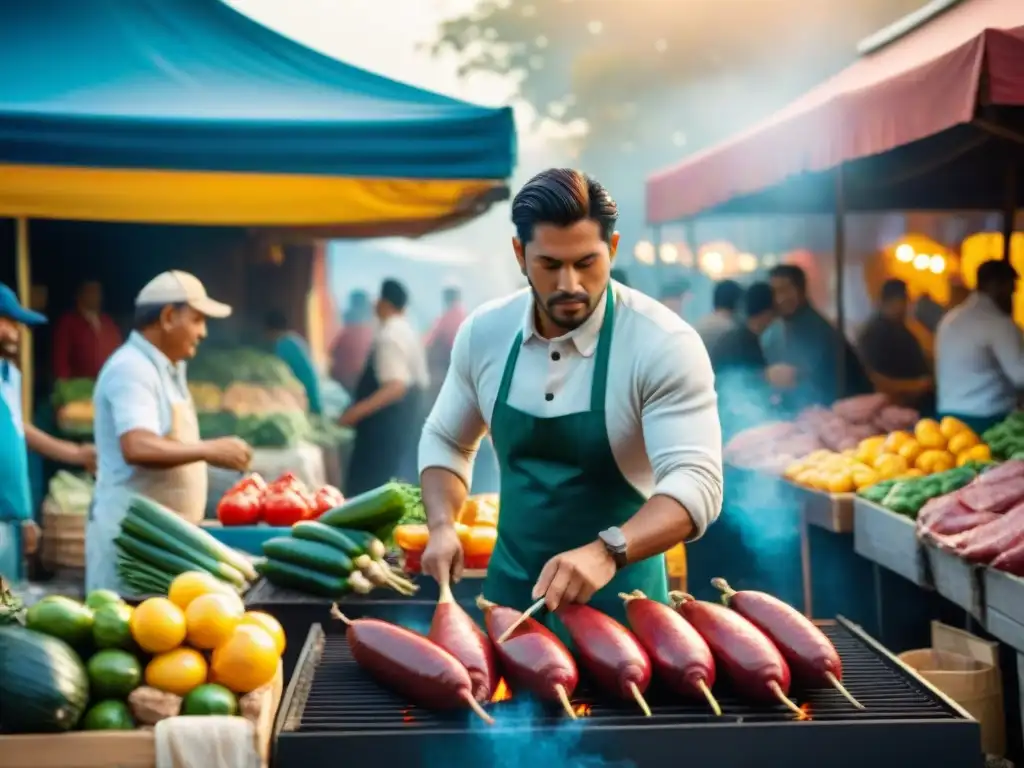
xmin=217 ymin=489 xmax=263 ymax=526
xmin=263 ymin=487 xmax=312 ymax=527
xmin=312 ymin=485 xmax=345 ymax=517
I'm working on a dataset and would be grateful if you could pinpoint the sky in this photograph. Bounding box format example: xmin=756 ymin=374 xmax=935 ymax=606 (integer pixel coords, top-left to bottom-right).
xmin=226 ymin=0 xmax=568 ymax=299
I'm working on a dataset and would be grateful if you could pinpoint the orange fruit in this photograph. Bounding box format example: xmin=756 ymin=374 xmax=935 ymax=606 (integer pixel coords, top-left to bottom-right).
xmin=239 ymin=612 xmax=286 ymax=656
xmin=145 ymin=647 xmax=208 ymax=696
xmin=185 ymin=593 xmax=244 ymax=650
xmin=130 ymin=597 xmax=187 ymax=653
xmin=168 ymin=571 xmax=225 ymax=611
xmin=211 ymin=625 xmax=279 ymax=693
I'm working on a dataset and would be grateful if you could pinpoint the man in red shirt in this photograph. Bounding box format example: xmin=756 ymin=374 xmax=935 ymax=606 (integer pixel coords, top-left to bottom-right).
xmin=53 ymin=280 xmax=122 ymax=380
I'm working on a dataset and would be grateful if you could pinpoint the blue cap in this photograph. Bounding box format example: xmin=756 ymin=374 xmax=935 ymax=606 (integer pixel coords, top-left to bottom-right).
xmin=0 ymin=284 xmax=46 ymax=326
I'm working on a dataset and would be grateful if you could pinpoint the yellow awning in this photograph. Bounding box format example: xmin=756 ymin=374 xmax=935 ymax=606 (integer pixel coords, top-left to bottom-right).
xmin=0 ymin=164 xmax=502 ymax=227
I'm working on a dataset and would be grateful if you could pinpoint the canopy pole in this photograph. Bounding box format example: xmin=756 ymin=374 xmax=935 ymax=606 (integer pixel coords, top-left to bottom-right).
xmin=1002 ymin=162 xmax=1017 ymax=261
xmin=834 ymin=166 xmax=847 ymax=402
xmin=15 ymin=218 xmax=32 ymax=422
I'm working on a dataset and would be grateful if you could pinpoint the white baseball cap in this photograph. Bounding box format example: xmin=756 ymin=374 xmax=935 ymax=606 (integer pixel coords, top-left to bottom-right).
xmin=135 ymin=270 xmax=232 ymax=319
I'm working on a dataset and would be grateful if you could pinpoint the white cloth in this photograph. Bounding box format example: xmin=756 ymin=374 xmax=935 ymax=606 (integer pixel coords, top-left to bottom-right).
xmin=419 ymin=282 xmax=724 ymax=538
xmin=936 ymin=293 xmax=1024 ymax=417
xmin=155 ymin=715 xmax=259 ymax=768
xmin=374 ymin=315 xmax=429 ymax=388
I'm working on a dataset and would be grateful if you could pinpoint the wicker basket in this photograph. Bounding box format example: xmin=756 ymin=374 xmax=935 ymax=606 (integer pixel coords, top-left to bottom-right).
xmin=41 ymin=499 xmax=86 ymax=570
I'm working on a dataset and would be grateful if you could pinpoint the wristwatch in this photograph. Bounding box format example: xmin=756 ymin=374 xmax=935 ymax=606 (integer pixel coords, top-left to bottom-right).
xmin=598 ymin=527 xmax=629 ymax=570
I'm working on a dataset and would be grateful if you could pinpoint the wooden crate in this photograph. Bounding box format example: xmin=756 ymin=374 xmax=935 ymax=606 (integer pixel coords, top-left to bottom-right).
xmin=790 ymin=483 xmax=855 ymax=533
xmin=853 ymin=498 xmax=930 ymax=587
xmin=924 ymin=542 xmax=985 ymax=622
xmin=2 ymin=665 xmax=283 ymax=768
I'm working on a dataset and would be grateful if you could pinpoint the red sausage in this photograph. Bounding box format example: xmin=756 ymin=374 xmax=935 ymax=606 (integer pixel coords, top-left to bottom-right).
xmin=330 ymin=605 xmax=493 ymax=724
xmin=557 ymin=603 xmax=653 ymax=716
xmin=428 ymin=583 xmax=499 ymax=702
xmin=620 ymin=591 xmax=721 ymax=715
xmin=711 ymin=579 xmax=862 ymax=709
xmin=672 ymin=593 xmax=803 ymax=718
xmin=476 ymin=596 xmax=579 ymax=718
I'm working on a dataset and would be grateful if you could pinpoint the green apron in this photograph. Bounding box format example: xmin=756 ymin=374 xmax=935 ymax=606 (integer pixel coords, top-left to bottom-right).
xmin=483 ymin=285 xmax=669 ymax=633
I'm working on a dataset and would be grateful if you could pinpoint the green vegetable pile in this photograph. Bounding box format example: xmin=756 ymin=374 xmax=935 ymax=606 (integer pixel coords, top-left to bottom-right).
xmin=190 ymin=346 xmax=302 ymax=389
xmin=198 ymin=411 xmax=312 ymax=449
xmin=47 ymin=471 xmax=94 ymax=516
xmin=858 ymin=461 xmax=992 ymax=518
xmin=983 ymin=413 xmax=1024 ymax=460
xmin=51 ymin=378 xmax=95 ymax=408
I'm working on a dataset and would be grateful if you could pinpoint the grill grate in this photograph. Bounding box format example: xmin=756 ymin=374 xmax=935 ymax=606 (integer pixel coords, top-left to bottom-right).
xmin=274 ymin=618 xmax=983 ymax=768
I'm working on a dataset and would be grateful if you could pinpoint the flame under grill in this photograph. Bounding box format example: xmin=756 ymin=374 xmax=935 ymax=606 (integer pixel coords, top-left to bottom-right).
xmin=273 ymin=618 xmax=983 ymax=768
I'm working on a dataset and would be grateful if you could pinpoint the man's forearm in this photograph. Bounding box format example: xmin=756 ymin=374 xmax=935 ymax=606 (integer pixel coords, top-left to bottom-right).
xmin=25 ymin=424 xmax=80 ymax=464
xmin=620 ymin=494 xmax=695 ymax=564
xmin=345 ymin=382 xmax=407 ymax=424
xmin=421 ymin=466 xmax=469 ymax=532
xmin=121 ymin=430 xmax=208 ymax=469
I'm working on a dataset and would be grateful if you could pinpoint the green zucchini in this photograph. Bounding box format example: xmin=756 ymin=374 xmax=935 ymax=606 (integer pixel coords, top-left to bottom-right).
xmin=115 ymin=533 xmax=233 ymax=587
xmin=291 ymin=521 xmax=364 ymax=558
xmin=318 ymin=482 xmax=407 ymax=531
xmin=128 ymin=495 xmax=257 ymax=581
xmin=334 ymin=528 xmax=387 ymax=560
xmin=256 ymin=559 xmax=357 ymax=598
xmin=261 ymin=537 xmax=353 ymax=576
xmin=122 ymin=513 xmax=246 ymax=588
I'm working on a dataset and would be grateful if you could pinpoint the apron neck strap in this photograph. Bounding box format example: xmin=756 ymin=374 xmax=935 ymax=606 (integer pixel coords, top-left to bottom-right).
xmin=496 ymin=284 xmax=617 ymax=410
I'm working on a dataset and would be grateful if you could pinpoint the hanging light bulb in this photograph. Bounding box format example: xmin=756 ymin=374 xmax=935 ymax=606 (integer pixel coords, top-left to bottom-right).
xmin=659 ymin=243 xmax=679 ymax=264
xmin=521 ymin=4 xmax=537 ymax=17
xmin=587 ymin=20 xmax=603 ymax=34
xmin=913 ymin=253 xmax=931 ymax=271
xmin=762 ymin=253 xmax=778 ymax=267
xmin=701 ymin=251 xmax=724 ymax=276
xmin=929 ymin=254 xmax=946 ymax=274
xmin=534 ymin=35 xmax=549 ymax=49
xmin=654 ymin=38 xmax=668 ymax=53
xmin=634 ymin=241 xmax=655 ymax=265
xmin=737 ymin=253 xmax=758 ymax=273
xmin=895 ymin=244 xmax=915 ymax=263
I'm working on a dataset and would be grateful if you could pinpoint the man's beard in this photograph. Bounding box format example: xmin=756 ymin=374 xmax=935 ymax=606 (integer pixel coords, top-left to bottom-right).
xmin=528 ymin=277 xmax=602 ymax=332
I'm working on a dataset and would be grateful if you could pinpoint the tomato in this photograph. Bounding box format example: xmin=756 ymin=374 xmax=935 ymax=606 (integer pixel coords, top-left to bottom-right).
xmin=216 ymin=490 xmax=262 ymax=526
xmin=262 ymin=488 xmax=311 ymax=527
xmin=271 ymin=472 xmax=301 ymax=491
xmin=312 ymin=485 xmax=345 ymax=517
xmin=227 ymin=473 xmax=266 ymax=498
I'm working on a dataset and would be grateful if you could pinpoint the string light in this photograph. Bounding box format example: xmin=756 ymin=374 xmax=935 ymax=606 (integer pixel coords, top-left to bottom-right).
xmin=895 ymin=244 xmax=914 ymax=263
xmin=929 ymin=254 xmax=946 ymax=274
xmin=654 ymin=38 xmax=669 ymax=53
xmin=634 ymin=241 xmax=655 ymax=265
xmin=737 ymin=253 xmax=758 ymax=272
xmin=534 ymin=35 xmax=548 ymax=49
xmin=659 ymin=243 xmax=679 ymax=264
xmin=701 ymin=251 xmax=724 ymax=276
xmin=587 ymin=20 xmax=604 ymax=34
xmin=913 ymin=253 xmax=930 ymax=271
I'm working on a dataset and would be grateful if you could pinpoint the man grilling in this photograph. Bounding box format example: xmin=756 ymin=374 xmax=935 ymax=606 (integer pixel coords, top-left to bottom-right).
xmin=417 ymin=169 xmax=723 ymax=626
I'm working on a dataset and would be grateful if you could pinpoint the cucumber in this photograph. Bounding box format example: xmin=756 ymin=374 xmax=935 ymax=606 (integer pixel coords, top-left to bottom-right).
xmin=256 ymin=559 xmax=355 ymax=598
xmin=291 ymin=521 xmax=365 ymax=558
xmin=318 ymin=483 xmax=407 ymax=531
xmin=261 ymin=537 xmax=353 ymax=576
xmin=128 ymin=495 xmax=257 ymax=581
xmin=334 ymin=528 xmax=387 ymax=560
xmin=115 ymin=533 xmax=237 ymax=587
xmin=122 ymin=513 xmax=246 ymax=588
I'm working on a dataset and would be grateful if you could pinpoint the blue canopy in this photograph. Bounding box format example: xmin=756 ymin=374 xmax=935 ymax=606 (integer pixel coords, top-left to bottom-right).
xmin=0 ymin=0 xmax=516 ymax=180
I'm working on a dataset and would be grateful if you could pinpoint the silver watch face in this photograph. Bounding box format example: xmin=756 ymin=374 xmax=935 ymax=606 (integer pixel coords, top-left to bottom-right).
xmin=600 ymin=527 xmax=627 ymax=552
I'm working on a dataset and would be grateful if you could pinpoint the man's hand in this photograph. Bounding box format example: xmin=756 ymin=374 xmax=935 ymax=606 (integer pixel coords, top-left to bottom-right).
xmin=532 ymin=540 xmax=617 ymax=612
xmin=338 ymin=407 xmax=361 ymax=428
xmin=202 ymin=437 xmax=253 ymax=472
xmin=75 ymin=444 xmax=97 ymax=474
xmin=20 ymin=520 xmax=40 ymax=557
xmin=421 ymin=523 xmax=465 ymax=585
xmin=766 ymin=363 xmax=797 ymax=389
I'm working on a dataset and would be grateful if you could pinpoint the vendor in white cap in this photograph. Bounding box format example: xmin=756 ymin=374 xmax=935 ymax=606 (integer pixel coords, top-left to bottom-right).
xmin=88 ymin=271 xmax=253 ymax=592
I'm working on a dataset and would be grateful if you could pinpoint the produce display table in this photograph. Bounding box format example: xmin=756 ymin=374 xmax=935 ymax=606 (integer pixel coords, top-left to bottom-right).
xmin=788 ymin=484 xmax=877 ymax=634
xmin=853 ymin=498 xmax=930 ymax=588
xmin=246 ymin=572 xmax=487 ymax=682
xmin=923 ymin=541 xmax=986 ymax=624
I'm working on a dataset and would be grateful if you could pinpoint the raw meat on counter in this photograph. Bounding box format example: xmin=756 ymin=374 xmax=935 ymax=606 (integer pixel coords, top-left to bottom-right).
xmin=724 ymin=396 xmax=920 ymax=474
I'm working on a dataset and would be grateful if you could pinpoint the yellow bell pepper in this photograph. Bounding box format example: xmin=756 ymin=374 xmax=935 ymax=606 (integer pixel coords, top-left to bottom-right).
xmin=947 ymin=431 xmax=980 ymax=456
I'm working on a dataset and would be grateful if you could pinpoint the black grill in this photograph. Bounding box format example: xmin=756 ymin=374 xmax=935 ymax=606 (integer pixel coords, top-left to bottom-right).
xmin=273 ymin=614 xmax=982 ymax=768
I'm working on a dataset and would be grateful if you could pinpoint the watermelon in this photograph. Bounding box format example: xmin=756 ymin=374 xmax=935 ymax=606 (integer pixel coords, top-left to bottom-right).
xmin=0 ymin=625 xmax=89 ymax=732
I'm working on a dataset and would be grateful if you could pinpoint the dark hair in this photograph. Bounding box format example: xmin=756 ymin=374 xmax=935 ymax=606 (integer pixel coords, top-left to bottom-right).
xmin=768 ymin=264 xmax=807 ymax=292
xmin=713 ymin=280 xmax=744 ymax=311
xmin=880 ymin=278 xmax=908 ymax=303
xmin=610 ymin=267 xmax=630 ymax=287
xmin=744 ymin=282 xmax=775 ymax=317
xmin=977 ymin=259 xmax=1018 ymax=290
xmin=264 ymin=310 xmax=288 ymax=331
xmin=442 ymin=286 xmax=461 ymax=306
xmin=380 ymin=278 xmax=409 ymax=311
xmin=511 ymin=168 xmax=618 ymax=245
xmin=134 ymin=302 xmax=186 ymax=329
xmin=659 ymin=277 xmax=691 ymax=301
